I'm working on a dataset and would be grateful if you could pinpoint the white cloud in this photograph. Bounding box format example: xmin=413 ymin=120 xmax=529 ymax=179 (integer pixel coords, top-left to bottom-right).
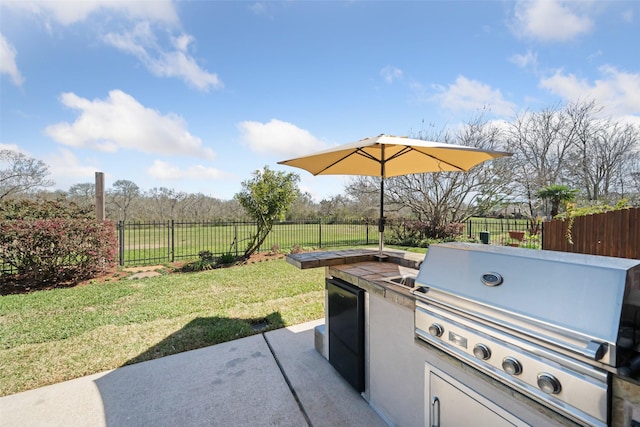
xmin=380 ymin=66 xmax=403 ymax=84
xmin=44 ymin=148 xmax=105 ymax=190
xmin=249 ymin=2 xmax=270 ymax=16
xmin=509 ymin=50 xmax=538 ymax=70
xmin=9 ymin=1 xmax=218 ymax=91
xmin=511 ymin=0 xmax=593 ymax=42
xmin=431 ymin=76 xmax=516 ymax=116
xmin=539 ymin=66 xmax=640 ymax=115
xmin=0 ymin=34 xmax=24 ymax=86
xmin=45 ymin=90 xmax=216 ymax=159
xmin=622 ymin=9 xmax=634 ymax=24
xmin=104 ymin=22 xmax=223 ymax=92
xmin=146 ymin=160 xmax=226 ymax=180
xmin=237 ymin=119 xmax=326 ymax=157
xmin=6 ymin=1 xmax=178 ymax=26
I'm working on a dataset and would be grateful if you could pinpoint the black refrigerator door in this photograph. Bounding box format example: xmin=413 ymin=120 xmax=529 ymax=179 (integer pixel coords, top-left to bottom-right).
xmin=327 ymin=278 xmax=365 ymax=392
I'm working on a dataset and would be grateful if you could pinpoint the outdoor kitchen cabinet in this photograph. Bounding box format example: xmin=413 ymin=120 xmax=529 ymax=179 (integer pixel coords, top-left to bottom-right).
xmin=426 ymin=366 xmax=528 ymax=427
xmin=367 ymin=290 xmax=426 ymax=427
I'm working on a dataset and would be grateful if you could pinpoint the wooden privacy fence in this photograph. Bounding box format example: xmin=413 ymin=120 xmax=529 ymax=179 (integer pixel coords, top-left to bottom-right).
xmin=542 ymin=208 xmax=640 ymax=259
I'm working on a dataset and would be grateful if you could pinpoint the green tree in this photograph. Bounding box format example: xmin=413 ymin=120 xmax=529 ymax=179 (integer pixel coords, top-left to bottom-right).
xmin=536 ymin=184 xmax=578 ymax=218
xmin=235 ymin=166 xmax=300 ymax=258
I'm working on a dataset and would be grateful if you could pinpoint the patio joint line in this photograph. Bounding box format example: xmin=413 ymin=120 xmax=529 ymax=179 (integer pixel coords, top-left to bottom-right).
xmin=262 ymin=333 xmax=313 ymax=427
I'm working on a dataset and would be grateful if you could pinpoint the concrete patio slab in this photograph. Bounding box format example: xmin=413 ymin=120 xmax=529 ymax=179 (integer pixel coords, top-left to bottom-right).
xmin=0 ymin=320 xmax=385 ymax=427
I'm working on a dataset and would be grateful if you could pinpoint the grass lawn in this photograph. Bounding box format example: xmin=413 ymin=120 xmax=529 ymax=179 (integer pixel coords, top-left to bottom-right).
xmin=0 ymin=258 xmax=325 ymax=396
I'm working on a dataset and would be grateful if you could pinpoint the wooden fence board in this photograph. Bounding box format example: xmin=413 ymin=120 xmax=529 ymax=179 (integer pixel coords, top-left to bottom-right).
xmin=542 ymin=207 xmax=640 ymax=259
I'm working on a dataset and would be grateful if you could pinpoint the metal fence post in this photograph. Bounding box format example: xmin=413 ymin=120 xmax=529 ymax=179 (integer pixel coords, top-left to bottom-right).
xmin=118 ymin=220 xmax=125 ymax=266
xmin=170 ymin=219 xmax=175 ymax=263
xmin=366 ymin=221 xmax=369 ymax=245
xmin=318 ymin=218 xmax=322 ymax=248
xmin=234 ymin=224 xmax=238 ymax=257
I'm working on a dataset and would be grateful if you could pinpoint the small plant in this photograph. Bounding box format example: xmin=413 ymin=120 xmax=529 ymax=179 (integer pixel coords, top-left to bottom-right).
xmin=290 ymin=245 xmax=303 ymax=254
xmin=198 ymin=251 xmax=215 ymax=262
xmin=217 ymin=253 xmax=236 ymax=265
xmin=181 ymin=250 xmax=218 ymax=272
xmin=520 ymin=234 xmax=540 ymax=249
xmin=269 ymin=244 xmax=281 ymax=255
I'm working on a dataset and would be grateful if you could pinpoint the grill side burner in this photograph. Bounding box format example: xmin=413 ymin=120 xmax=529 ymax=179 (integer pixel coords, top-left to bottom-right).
xmin=412 ymin=242 xmax=640 ymax=427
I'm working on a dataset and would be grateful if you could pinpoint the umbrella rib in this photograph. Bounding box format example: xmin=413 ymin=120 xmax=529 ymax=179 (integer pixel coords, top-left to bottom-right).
xmin=382 ymin=145 xmax=467 ymax=172
xmin=313 ymin=150 xmax=365 ymax=175
xmin=355 ymin=147 xmax=382 ymax=163
xmin=410 ymin=147 xmax=467 ymax=171
xmin=384 ymin=146 xmax=412 ymax=162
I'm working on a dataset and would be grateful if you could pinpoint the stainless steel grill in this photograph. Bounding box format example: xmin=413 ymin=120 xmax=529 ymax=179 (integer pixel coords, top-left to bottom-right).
xmin=411 ymin=242 xmax=640 ymax=427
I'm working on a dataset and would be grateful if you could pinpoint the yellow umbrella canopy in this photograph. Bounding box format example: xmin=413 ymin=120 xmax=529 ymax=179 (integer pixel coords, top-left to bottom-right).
xmin=278 ymin=134 xmax=511 ymax=177
xmin=278 ymin=134 xmax=512 ymax=255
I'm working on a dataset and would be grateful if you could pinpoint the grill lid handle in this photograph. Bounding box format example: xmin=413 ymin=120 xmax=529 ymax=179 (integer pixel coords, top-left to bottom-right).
xmin=583 ymin=340 xmax=608 ymax=361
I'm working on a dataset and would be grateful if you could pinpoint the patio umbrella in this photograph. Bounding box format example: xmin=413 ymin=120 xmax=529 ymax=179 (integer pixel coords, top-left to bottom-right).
xmin=278 ymin=134 xmax=511 ymax=255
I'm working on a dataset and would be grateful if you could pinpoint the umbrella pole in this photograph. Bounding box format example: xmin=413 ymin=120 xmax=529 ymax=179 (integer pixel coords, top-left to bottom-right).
xmin=378 ymin=146 xmax=385 ymax=258
xmin=378 ymin=176 xmax=384 ymax=257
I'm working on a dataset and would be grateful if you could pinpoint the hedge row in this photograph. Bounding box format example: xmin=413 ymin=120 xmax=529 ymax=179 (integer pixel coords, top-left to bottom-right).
xmin=0 ymin=218 xmax=117 ymax=286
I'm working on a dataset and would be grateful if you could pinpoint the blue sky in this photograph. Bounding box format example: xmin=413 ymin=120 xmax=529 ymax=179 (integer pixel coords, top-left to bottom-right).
xmin=1 ymin=1 xmax=639 ymax=201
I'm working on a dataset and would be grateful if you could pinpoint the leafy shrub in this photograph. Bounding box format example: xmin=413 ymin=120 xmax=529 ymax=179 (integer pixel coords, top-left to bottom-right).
xmin=0 ymin=198 xmax=92 ymax=220
xmin=198 ymin=250 xmax=215 ymax=262
xmin=217 ymin=253 xmax=236 ymax=265
xmin=386 ymin=219 xmax=464 ymax=247
xmin=181 ymin=251 xmax=237 ymax=272
xmin=0 ymin=218 xmax=117 ymax=285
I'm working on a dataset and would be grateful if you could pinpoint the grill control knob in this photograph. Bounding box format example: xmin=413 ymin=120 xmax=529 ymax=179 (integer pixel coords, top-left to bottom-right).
xmin=428 ymin=323 xmax=444 ymax=338
xmin=537 ymin=373 xmax=562 ymax=395
xmin=473 ymin=343 xmax=491 ymax=360
xmin=502 ymin=357 xmax=523 ymax=376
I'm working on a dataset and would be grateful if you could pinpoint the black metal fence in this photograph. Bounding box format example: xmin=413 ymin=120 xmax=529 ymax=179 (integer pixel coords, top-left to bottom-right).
xmin=116 ymin=219 xmax=375 ymax=266
xmin=464 ymin=217 xmax=541 ymax=248
xmin=0 ymin=218 xmax=541 ymax=273
xmin=116 ymin=217 xmax=541 ymax=267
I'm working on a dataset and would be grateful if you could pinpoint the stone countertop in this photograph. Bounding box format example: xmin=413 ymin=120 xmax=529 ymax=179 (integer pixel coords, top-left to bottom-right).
xmin=328 ymin=261 xmax=419 ymax=309
xmin=285 ymin=248 xmax=424 ymax=270
xmin=286 ymin=248 xmax=425 ymax=309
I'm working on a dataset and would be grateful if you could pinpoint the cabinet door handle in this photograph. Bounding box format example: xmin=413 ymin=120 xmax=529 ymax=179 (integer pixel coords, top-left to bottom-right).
xmin=431 ymin=396 xmax=440 ymax=427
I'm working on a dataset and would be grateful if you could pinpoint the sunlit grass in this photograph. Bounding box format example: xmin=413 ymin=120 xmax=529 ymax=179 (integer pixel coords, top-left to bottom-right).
xmin=0 ymin=259 xmax=325 ymax=396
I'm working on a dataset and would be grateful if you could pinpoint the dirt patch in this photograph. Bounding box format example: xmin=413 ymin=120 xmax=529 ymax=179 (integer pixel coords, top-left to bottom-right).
xmin=1 ymin=265 xmax=122 ymax=295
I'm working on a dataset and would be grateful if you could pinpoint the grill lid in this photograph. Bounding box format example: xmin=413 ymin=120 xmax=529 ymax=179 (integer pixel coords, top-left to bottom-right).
xmin=415 ymin=242 xmax=640 ymax=364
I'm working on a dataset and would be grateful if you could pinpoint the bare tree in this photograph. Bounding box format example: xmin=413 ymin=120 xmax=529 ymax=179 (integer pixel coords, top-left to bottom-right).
xmin=621 ymin=153 xmax=640 ymax=205
xmin=344 ymin=178 xmax=382 ymax=219
xmin=388 ymin=118 xmax=511 ymax=228
xmin=287 ymin=192 xmax=319 ymax=220
xmin=68 ymin=182 xmax=95 ymax=211
xmin=351 ymin=117 xmax=514 ymax=232
xmin=146 ymin=187 xmax=187 ymax=221
xmin=565 ymin=100 xmax=639 ymax=202
xmin=0 ymin=149 xmax=53 ymax=199
xmin=108 ymin=180 xmax=140 ymax=222
xmin=507 ymin=105 xmax=574 ymax=218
